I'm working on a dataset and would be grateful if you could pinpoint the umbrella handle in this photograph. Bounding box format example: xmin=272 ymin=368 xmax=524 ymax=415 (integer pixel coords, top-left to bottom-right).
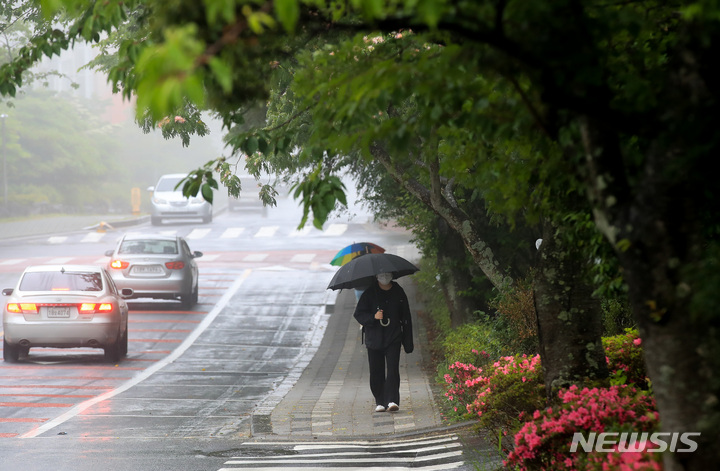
xmin=380 ymin=318 xmax=390 ymax=327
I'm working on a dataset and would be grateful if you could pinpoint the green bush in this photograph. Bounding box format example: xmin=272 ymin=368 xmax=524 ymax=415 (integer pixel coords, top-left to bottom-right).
xmin=601 ymin=298 xmax=635 ymax=336
xmin=602 ymin=328 xmax=649 ymax=389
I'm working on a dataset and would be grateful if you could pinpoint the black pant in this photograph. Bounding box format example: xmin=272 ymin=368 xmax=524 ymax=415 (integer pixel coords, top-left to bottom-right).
xmin=367 ymin=340 xmax=402 ymax=407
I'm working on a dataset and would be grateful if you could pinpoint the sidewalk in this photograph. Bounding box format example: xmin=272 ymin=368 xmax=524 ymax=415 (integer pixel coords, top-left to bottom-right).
xmin=250 ymin=280 xmax=459 ymax=440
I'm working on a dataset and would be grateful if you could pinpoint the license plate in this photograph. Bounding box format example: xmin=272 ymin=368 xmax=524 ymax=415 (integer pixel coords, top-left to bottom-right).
xmin=47 ymin=307 xmax=71 ymax=318
xmin=131 ymin=265 xmax=163 ymax=274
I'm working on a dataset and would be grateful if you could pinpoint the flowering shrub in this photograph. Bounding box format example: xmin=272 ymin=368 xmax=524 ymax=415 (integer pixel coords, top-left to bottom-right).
xmin=505 ymin=385 xmax=661 ymax=470
xmin=603 ymin=328 xmax=649 ymax=389
xmin=441 ymin=330 xmax=654 ymax=463
xmin=444 ymin=354 xmax=545 ymax=451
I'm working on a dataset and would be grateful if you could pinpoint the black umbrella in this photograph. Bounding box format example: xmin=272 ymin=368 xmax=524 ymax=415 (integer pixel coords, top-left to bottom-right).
xmin=327 ymin=253 xmax=419 ymax=290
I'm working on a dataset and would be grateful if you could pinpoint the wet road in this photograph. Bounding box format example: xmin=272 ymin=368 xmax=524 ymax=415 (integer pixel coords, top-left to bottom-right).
xmin=0 ymin=198 xmax=430 ymax=470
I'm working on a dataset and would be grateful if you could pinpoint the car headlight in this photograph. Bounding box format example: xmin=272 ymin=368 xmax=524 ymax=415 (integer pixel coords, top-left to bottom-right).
xmin=153 ymin=197 xmax=167 ymax=204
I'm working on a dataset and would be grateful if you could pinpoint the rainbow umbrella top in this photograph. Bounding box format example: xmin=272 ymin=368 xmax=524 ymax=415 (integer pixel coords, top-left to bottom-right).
xmin=330 ymin=242 xmax=386 ymax=266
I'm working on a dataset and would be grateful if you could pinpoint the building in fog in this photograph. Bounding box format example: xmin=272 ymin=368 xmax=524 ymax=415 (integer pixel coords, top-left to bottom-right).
xmin=34 ymin=42 xmax=133 ymax=124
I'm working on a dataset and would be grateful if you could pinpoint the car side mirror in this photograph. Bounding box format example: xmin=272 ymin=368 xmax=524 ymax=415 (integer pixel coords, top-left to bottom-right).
xmin=105 ymin=250 xmax=114 ymax=257
xmin=2 ymin=288 xmax=13 ymax=296
xmin=120 ymin=288 xmax=134 ymax=298
xmin=193 ymin=251 xmax=203 ymax=259
xmin=147 ymin=186 xmax=155 ymax=192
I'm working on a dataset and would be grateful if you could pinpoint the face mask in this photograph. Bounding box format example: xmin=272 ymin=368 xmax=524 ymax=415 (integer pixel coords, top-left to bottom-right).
xmin=376 ymin=273 xmax=393 ymax=285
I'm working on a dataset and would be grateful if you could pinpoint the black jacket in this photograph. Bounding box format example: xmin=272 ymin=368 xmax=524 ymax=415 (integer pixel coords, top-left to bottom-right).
xmin=353 ymin=282 xmax=414 ymax=353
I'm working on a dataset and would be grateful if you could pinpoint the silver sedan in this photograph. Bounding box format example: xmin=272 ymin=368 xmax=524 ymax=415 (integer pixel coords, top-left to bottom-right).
xmin=2 ymin=265 xmax=133 ymax=363
xmin=104 ymin=233 xmax=202 ymax=308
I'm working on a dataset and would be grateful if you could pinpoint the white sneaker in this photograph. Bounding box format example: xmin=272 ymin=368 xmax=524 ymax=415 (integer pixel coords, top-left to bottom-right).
xmin=375 ymin=404 xmax=386 ymax=412
xmin=387 ymin=402 xmax=399 ymax=412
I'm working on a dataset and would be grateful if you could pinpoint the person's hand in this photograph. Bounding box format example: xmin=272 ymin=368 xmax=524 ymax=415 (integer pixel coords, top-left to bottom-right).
xmin=374 ymin=309 xmax=384 ymax=320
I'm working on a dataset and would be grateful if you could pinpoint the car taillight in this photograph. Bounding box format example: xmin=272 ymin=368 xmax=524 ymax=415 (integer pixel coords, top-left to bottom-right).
xmin=165 ymin=261 xmax=185 ymax=270
xmin=7 ymin=303 xmax=37 ymax=313
xmin=110 ymin=260 xmax=130 ymax=269
xmin=78 ymin=303 xmax=114 ymax=314
xmin=79 ymin=303 xmax=96 ymax=314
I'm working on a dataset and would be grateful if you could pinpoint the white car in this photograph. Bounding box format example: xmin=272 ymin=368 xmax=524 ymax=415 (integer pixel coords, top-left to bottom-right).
xmin=2 ymin=265 xmax=133 ymax=363
xmin=148 ymin=173 xmax=213 ymax=225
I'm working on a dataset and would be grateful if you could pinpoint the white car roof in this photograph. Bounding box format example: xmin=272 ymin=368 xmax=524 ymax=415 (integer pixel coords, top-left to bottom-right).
xmin=158 ymin=173 xmax=188 ymax=179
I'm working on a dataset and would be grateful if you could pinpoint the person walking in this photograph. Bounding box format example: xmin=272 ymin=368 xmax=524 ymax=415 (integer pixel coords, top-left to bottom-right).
xmin=353 ymin=272 xmax=414 ymax=412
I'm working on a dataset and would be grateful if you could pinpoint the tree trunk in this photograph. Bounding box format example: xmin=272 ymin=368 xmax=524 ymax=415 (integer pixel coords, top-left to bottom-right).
xmin=534 ymin=222 xmax=609 ymax=399
xmin=582 ymin=117 xmax=720 ymax=470
xmin=436 ymin=217 xmax=485 ymax=327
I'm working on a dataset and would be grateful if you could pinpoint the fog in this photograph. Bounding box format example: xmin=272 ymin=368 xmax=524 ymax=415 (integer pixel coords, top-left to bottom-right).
xmin=1 ymin=42 xmax=228 ymax=218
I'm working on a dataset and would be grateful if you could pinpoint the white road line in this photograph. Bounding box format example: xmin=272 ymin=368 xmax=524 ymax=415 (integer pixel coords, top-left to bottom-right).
xmin=288 ymin=226 xmax=313 ymax=237
xmin=20 ymin=269 xmax=253 ymax=439
xmin=220 ymin=467 xmax=461 ymax=471
xmin=0 ymin=259 xmax=24 ymax=265
xmin=223 ymin=451 xmax=463 ymax=464
xmin=47 ymin=236 xmax=67 ymax=244
xmin=322 ymin=224 xmax=347 ymax=236
xmin=199 ymin=254 xmax=220 ymax=261
xmin=243 ymin=254 xmax=268 ymax=262
xmin=186 ymin=228 xmax=212 ymax=239
xmin=290 ymin=253 xmax=316 ymax=263
xmin=222 ymin=435 xmax=465 ymax=471
xmin=46 ymin=257 xmax=74 ymax=264
xmin=254 ymin=226 xmax=279 ymax=238
xmin=81 ymin=232 xmax=106 ymax=243
xmin=220 ymin=228 xmax=245 ymax=238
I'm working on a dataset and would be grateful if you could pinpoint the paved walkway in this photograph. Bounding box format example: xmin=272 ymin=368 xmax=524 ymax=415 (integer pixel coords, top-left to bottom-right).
xmin=249 ymin=281 xmax=455 ymax=440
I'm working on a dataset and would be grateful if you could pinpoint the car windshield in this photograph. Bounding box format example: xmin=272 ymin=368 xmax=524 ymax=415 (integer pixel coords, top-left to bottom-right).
xmin=155 ymin=177 xmax=185 ymax=192
xmin=19 ymin=271 xmax=103 ymax=292
xmin=119 ymin=239 xmax=178 ymax=255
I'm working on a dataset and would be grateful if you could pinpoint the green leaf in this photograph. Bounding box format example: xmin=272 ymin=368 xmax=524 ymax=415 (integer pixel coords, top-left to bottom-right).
xmin=275 ymin=0 xmax=300 ymax=33
xmin=201 ymin=183 xmax=214 ymax=203
xmin=208 ymin=57 xmax=233 ymax=94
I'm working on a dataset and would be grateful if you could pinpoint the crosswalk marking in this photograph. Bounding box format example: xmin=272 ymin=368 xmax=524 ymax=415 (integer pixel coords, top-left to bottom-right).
xmin=288 ymin=227 xmax=312 ymax=237
xmin=254 ymin=226 xmax=279 ymax=238
xmin=80 ymin=232 xmax=106 ymax=243
xmin=323 ymin=224 xmax=347 ymax=236
xmin=37 ymin=223 xmax=358 ymax=245
xmin=0 ymin=259 xmax=23 ymax=265
xmin=220 ymin=228 xmax=245 ymax=238
xmin=0 ymin=244 xmax=417 ymax=273
xmin=46 ymin=257 xmax=74 ymax=264
xmin=290 ymin=254 xmax=316 ymax=262
xmin=200 ymin=254 xmax=221 ymax=261
xmin=220 ymin=434 xmax=464 ymax=470
xmin=187 ymin=228 xmax=212 ymax=239
xmin=244 ymin=254 xmax=269 ymax=262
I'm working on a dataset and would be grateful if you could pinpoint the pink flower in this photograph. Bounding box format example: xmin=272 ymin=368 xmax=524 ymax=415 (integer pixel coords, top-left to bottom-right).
xmin=633 ymin=338 xmax=642 ymax=346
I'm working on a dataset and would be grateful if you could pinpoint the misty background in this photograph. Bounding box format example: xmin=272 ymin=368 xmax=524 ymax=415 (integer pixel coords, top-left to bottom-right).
xmin=1 ymin=40 xmax=226 ymax=218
